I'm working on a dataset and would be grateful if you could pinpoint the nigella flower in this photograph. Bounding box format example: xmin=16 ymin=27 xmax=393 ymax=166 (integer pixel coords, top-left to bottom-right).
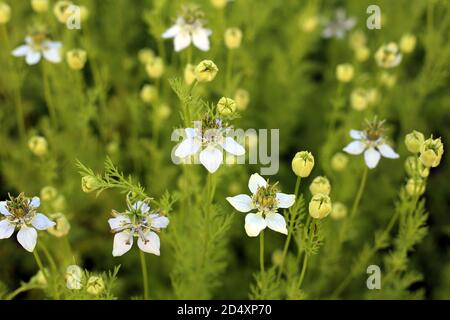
xmin=226 ymin=173 xmax=295 ymax=237
xmin=0 ymin=194 xmax=55 ymax=252
xmin=12 ymin=32 xmax=62 ymax=65
xmin=343 ymin=119 xmax=399 ymax=169
xmin=174 ymin=116 xmax=245 ymax=173
xmin=108 ymin=201 xmax=169 ymax=257
xmin=162 ymin=6 xmax=212 ymax=52
xmin=322 ymin=8 xmax=356 ymax=39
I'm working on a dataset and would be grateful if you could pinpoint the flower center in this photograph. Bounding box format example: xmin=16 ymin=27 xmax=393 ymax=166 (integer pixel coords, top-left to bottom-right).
xmin=253 ymin=184 xmax=279 ymax=215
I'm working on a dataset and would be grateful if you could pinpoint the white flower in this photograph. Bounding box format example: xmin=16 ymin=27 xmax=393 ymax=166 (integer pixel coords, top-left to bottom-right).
xmin=226 ymin=173 xmax=295 ymax=237
xmin=174 ymin=120 xmax=245 ymax=173
xmin=66 ymin=265 xmax=83 ymax=290
xmin=162 ymin=17 xmax=212 ymax=52
xmin=108 ymin=201 xmax=169 ymax=257
xmin=343 ymin=129 xmax=399 ymax=169
xmin=0 ymin=195 xmax=55 ymax=252
xmin=322 ymin=8 xmax=356 ymax=39
xmin=12 ymin=34 xmax=62 ymax=65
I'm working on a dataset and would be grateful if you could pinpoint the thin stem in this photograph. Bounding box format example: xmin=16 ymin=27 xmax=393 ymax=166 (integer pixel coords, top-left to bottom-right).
xmin=225 ymin=49 xmax=233 ymax=95
xmin=350 ymin=165 xmax=368 ymax=217
xmin=32 ymin=249 xmax=47 ymax=281
xmin=139 ymin=250 xmax=149 ymax=300
xmin=39 ymin=242 xmax=57 ymax=272
xmin=297 ymin=254 xmax=309 ymax=289
xmin=260 ymin=230 xmax=265 ymax=273
xmin=42 ymin=63 xmax=58 ymax=128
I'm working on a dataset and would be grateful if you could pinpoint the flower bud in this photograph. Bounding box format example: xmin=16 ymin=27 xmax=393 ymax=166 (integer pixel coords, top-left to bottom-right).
xmin=349 ymin=30 xmax=367 ymax=50
xmin=336 ymin=63 xmax=354 ymax=82
xmin=138 ymin=48 xmax=155 ymax=65
xmin=0 ymin=2 xmax=11 ymax=24
xmin=66 ymin=49 xmax=87 ymax=70
xmin=331 ymin=202 xmax=347 ymax=220
xmin=405 ymin=156 xmax=429 ymax=178
xmin=40 ymin=186 xmax=58 ymax=201
xmin=31 ymin=0 xmax=49 ymax=13
xmin=300 ymin=16 xmax=319 ymax=32
xmin=399 ymin=33 xmax=416 ymax=54
xmin=224 ymin=27 xmax=243 ymax=49
xmin=217 ymin=97 xmax=236 ymax=116
xmin=271 ymin=250 xmax=284 ymax=266
xmin=195 ymin=60 xmax=218 ymax=83
xmin=145 ymin=57 xmax=164 ymax=79
xmin=79 ymin=5 xmax=89 ymax=22
xmin=28 ymin=136 xmax=48 ymax=156
xmin=107 ymin=141 xmax=119 ymax=155
xmin=309 ymin=176 xmax=331 ymax=196
xmin=81 ymin=176 xmax=99 ymax=193
xmin=406 ymin=178 xmax=426 ymax=197
xmin=291 ymin=151 xmax=315 ymax=177
xmin=156 ymin=103 xmax=171 ymax=120
xmin=184 ymin=63 xmax=196 ymax=85
xmin=47 ymin=212 xmax=71 ymax=237
xmin=140 ymin=84 xmax=158 ymax=104
xmin=420 ymin=137 xmax=444 ymax=168
xmin=210 ymin=0 xmax=227 ymax=9
xmin=234 ymin=88 xmax=250 ymax=111
xmin=66 ymin=265 xmax=83 ymax=290
xmin=53 ymin=1 xmax=73 ymax=24
xmin=86 ymin=276 xmax=105 ymax=295
xmin=379 ymin=71 xmax=397 ymax=88
xmin=355 ymin=46 xmax=370 ymax=62
xmin=404 ymin=130 xmax=424 ymax=153
xmin=367 ymin=88 xmax=380 ymax=105
xmin=350 ymin=88 xmax=369 ymax=111
xmin=331 ymin=152 xmax=348 ymax=172
xmin=375 ymin=42 xmax=402 ymax=68
xmin=309 ymin=194 xmax=332 ymax=219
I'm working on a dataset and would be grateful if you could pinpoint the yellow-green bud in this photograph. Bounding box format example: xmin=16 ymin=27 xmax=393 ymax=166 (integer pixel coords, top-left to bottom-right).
xmin=336 ymin=63 xmax=354 ymax=82
xmin=404 ymin=130 xmax=424 ymax=153
xmin=184 ymin=63 xmax=196 ymax=85
xmin=66 ymin=265 xmax=83 ymax=290
xmin=66 ymin=49 xmax=87 ymax=71
xmin=271 ymin=249 xmax=284 ymax=266
xmin=224 ymin=27 xmax=243 ymax=49
xmin=140 ymin=84 xmax=158 ymax=104
xmin=145 ymin=57 xmax=164 ymax=79
xmin=234 ymin=88 xmax=250 ymax=111
xmin=309 ymin=176 xmax=331 ymax=196
xmin=217 ymin=97 xmax=236 ymax=116
xmin=350 ymin=88 xmax=369 ymax=111
xmin=156 ymin=103 xmax=171 ymax=120
xmin=331 ymin=152 xmax=348 ymax=172
xmin=375 ymin=42 xmax=402 ymax=68
xmin=331 ymin=202 xmax=347 ymax=220
xmin=420 ymin=137 xmax=444 ymax=168
xmin=81 ymin=176 xmax=99 ymax=193
xmin=28 ymin=136 xmax=48 ymax=156
xmin=349 ymin=30 xmax=367 ymax=50
xmin=86 ymin=276 xmax=105 ymax=295
xmin=399 ymin=33 xmax=416 ymax=54
xmin=79 ymin=5 xmax=89 ymax=22
xmin=47 ymin=212 xmax=71 ymax=237
xmin=300 ymin=16 xmax=319 ymax=32
xmin=195 ymin=60 xmax=218 ymax=83
xmin=379 ymin=71 xmax=397 ymax=88
xmin=40 ymin=186 xmax=58 ymax=201
xmin=405 ymin=156 xmax=429 ymax=178
xmin=291 ymin=151 xmax=315 ymax=177
xmin=53 ymin=0 xmax=73 ymax=24
xmin=0 ymin=2 xmax=11 ymax=24
xmin=367 ymin=88 xmax=380 ymax=105
xmin=309 ymin=194 xmax=332 ymax=219
xmin=138 ymin=48 xmax=155 ymax=65
xmin=210 ymin=0 xmax=227 ymax=9
xmin=355 ymin=46 xmax=370 ymax=62
xmin=31 ymin=0 xmax=49 ymax=13
xmin=406 ymin=178 xmax=426 ymax=197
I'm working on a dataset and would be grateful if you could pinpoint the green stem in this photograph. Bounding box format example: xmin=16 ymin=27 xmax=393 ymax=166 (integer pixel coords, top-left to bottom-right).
xmin=39 ymin=242 xmax=57 ymax=272
xmin=260 ymin=230 xmax=265 ymax=274
xmin=350 ymin=165 xmax=368 ymax=217
xmin=42 ymin=63 xmax=58 ymax=128
xmin=32 ymin=249 xmax=47 ymax=281
xmin=297 ymin=254 xmax=309 ymax=289
xmin=139 ymin=250 xmax=149 ymax=300
xmin=225 ymin=49 xmax=233 ymax=95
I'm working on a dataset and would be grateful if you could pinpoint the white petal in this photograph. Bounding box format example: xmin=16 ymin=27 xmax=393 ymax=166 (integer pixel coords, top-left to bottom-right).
xmin=192 ymin=28 xmax=210 ymax=51
xmin=350 ymin=130 xmax=365 ymax=139
xmin=0 ymin=220 xmax=15 ymax=239
xmin=276 ymin=193 xmax=295 ymax=208
xmin=265 ymin=213 xmax=288 ymax=235
xmin=17 ymin=226 xmax=37 ymax=252
xmin=220 ymin=137 xmax=245 ymax=156
xmin=378 ymin=144 xmax=399 ymax=159
xmin=47 ymin=41 xmax=62 ymax=49
xmin=162 ymin=25 xmax=180 ymax=39
xmin=174 ymin=31 xmax=191 ymax=52
xmin=137 ymin=231 xmax=160 ymax=256
xmin=112 ymin=232 xmax=133 ymax=257
xmin=248 ymin=173 xmax=267 ymax=194
xmin=0 ymin=201 xmax=11 ymax=216
xmin=343 ymin=141 xmax=366 ymax=155
xmin=131 ymin=201 xmax=150 ymax=213
xmin=175 ymin=138 xmax=201 ymax=158
xmin=364 ymin=148 xmax=381 ymax=169
xmin=185 ymin=128 xmax=198 ymax=139
xmin=31 ymin=213 xmax=55 ymax=230
xmin=108 ymin=215 xmax=131 ymax=229
xmin=199 ymin=146 xmax=223 ymax=173
xmin=244 ymin=213 xmax=266 ymax=237
xmin=30 ymin=197 xmax=41 ymax=208
xmin=12 ymin=45 xmax=30 ymax=57
xmin=226 ymin=194 xmax=254 ymax=212
xmin=26 ymin=51 xmax=41 ymax=65
xmin=43 ymin=48 xmax=62 ymax=63
xmin=151 ymin=216 xmax=169 ymax=229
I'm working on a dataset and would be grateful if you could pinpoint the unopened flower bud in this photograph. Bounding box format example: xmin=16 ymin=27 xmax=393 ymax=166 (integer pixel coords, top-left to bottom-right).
xmin=53 ymin=1 xmax=73 ymax=24
xmin=349 ymin=30 xmax=367 ymax=50
xmin=331 ymin=152 xmax=348 ymax=172
xmin=140 ymin=84 xmax=158 ymax=104
xmin=217 ymin=97 xmax=236 ymax=116
xmin=404 ymin=130 xmax=424 ymax=153
xmin=291 ymin=151 xmax=315 ymax=177
xmin=375 ymin=42 xmax=402 ymax=68
xmin=399 ymin=33 xmax=416 ymax=54
xmin=355 ymin=46 xmax=370 ymax=62
xmin=210 ymin=0 xmax=227 ymax=9
xmin=309 ymin=194 xmax=332 ymax=219
xmin=138 ymin=48 xmax=155 ymax=65
xmin=145 ymin=57 xmax=164 ymax=79
xmin=300 ymin=16 xmax=319 ymax=32
xmin=195 ymin=60 xmax=218 ymax=83
xmin=309 ymin=176 xmax=331 ymax=196
xmin=31 ymin=0 xmax=49 ymax=13
xmin=156 ymin=103 xmax=171 ymax=120
xmin=66 ymin=265 xmax=83 ymax=290
xmin=40 ymin=186 xmax=58 ymax=201
xmin=406 ymin=178 xmax=426 ymax=196
xmin=234 ymin=88 xmax=250 ymax=111
xmin=0 ymin=2 xmax=11 ymax=24
xmin=420 ymin=137 xmax=444 ymax=168
xmin=47 ymin=212 xmax=70 ymax=237
xmin=271 ymin=250 xmax=284 ymax=266
xmin=184 ymin=63 xmax=196 ymax=85
xmin=79 ymin=5 xmax=89 ymax=22
xmin=331 ymin=202 xmax=347 ymax=220
xmin=66 ymin=49 xmax=87 ymax=70
xmin=28 ymin=136 xmax=48 ymax=156
xmin=224 ymin=27 xmax=243 ymax=49
xmin=336 ymin=63 xmax=354 ymax=82
xmin=405 ymin=156 xmax=429 ymax=178
xmin=379 ymin=71 xmax=397 ymax=88
xmin=81 ymin=176 xmax=99 ymax=193
xmin=350 ymin=88 xmax=369 ymax=111
xmin=86 ymin=276 xmax=105 ymax=295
